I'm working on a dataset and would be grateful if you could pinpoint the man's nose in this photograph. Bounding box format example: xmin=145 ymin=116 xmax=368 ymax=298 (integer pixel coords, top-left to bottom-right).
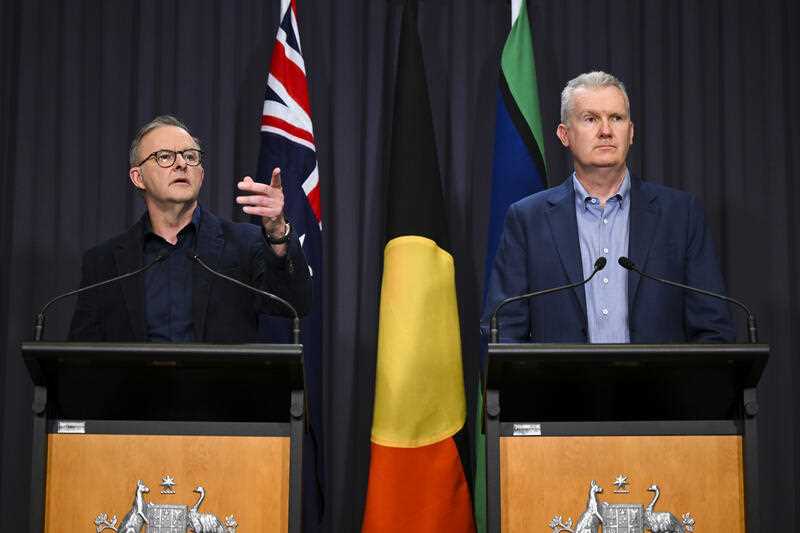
xmin=598 ymin=118 xmax=613 ymax=137
xmin=173 ymin=152 xmax=188 ymax=168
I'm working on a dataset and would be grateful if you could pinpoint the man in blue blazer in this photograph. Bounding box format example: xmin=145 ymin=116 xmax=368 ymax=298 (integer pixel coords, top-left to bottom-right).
xmin=485 ymin=72 xmax=735 ymax=343
xmin=69 ymin=115 xmax=311 ymax=342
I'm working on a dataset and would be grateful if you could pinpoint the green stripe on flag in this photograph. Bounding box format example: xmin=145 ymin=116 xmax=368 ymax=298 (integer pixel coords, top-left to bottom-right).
xmin=501 ymin=0 xmax=546 ymax=171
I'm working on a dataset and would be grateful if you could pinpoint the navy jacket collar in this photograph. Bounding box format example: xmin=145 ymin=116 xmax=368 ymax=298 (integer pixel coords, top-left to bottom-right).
xmin=627 ymin=177 xmax=660 ymax=310
xmin=112 ymin=205 xmax=225 ymax=341
xmin=544 ymin=178 xmax=587 ymax=320
xmin=543 ymin=175 xmax=661 ymax=323
xmin=191 ymin=207 xmax=225 ymax=340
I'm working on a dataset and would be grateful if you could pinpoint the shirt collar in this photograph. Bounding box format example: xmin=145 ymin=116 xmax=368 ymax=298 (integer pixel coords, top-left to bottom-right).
xmin=143 ymin=204 xmax=203 ymax=239
xmin=572 ymin=171 xmax=631 ymax=210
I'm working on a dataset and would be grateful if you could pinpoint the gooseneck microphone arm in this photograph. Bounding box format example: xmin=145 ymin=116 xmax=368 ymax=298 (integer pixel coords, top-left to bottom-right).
xmin=489 ymin=256 xmax=607 ymax=343
xmin=34 ymin=251 xmax=168 ymax=341
xmin=188 ymin=253 xmax=300 ymax=344
xmin=617 ymin=256 xmax=758 ymax=343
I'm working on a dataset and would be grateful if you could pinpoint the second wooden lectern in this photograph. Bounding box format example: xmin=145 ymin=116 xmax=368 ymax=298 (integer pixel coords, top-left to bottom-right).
xmin=486 ymin=343 xmax=768 ymax=533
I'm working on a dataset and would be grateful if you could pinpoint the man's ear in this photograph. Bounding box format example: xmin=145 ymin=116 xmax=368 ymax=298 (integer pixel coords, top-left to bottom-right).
xmin=556 ymin=123 xmax=570 ymax=147
xmin=129 ymin=167 xmax=145 ymax=191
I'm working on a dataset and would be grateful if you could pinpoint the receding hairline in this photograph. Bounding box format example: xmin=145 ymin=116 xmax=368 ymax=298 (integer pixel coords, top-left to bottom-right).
xmin=560 ymin=71 xmax=630 ymax=123
xmin=129 ymin=115 xmax=202 ymax=167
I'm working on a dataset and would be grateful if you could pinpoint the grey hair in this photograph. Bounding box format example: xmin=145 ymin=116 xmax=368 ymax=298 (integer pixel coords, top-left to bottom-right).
xmin=560 ymin=71 xmax=630 ymax=123
xmin=129 ymin=115 xmax=202 ymax=167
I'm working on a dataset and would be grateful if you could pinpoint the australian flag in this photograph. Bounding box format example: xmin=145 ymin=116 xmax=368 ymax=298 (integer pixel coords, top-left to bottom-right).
xmin=257 ymin=0 xmax=324 ymax=527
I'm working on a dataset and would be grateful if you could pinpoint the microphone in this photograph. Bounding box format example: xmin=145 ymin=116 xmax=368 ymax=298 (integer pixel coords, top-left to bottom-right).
xmin=618 ymin=256 xmax=757 ymax=343
xmin=489 ymin=256 xmax=607 ymax=343
xmin=188 ymin=252 xmax=300 ymax=344
xmin=34 ymin=251 xmax=168 ymax=341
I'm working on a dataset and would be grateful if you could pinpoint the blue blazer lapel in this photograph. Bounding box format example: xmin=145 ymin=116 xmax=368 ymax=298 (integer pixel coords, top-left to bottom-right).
xmin=113 ymin=221 xmax=147 ymax=341
xmin=627 ymin=178 xmax=660 ymax=309
xmin=545 ymin=179 xmax=587 ymax=318
xmin=192 ymin=209 xmax=224 ymax=340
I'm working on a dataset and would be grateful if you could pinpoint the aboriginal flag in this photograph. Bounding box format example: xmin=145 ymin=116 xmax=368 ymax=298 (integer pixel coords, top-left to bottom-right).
xmin=361 ymin=2 xmax=475 ymax=531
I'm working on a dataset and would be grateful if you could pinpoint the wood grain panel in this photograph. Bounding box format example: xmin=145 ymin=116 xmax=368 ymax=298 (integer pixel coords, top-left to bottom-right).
xmin=44 ymin=434 xmax=290 ymax=532
xmin=500 ymin=435 xmax=744 ymax=532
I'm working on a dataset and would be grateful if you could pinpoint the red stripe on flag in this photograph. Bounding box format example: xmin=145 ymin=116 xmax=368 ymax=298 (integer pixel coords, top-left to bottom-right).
xmin=306 ymin=183 xmax=321 ymax=222
xmin=261 ymin=115 xmax=315 ymax=146
xmin=362 ymin=438 xmax=475 ymax=533
xmin=269 ymin=41 xmax=312 ymax=117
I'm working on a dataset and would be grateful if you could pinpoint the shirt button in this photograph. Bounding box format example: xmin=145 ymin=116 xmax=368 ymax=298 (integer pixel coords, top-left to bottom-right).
xmin=603 ymin=248 xmax=609 ymax=254
xmin=602 ymin=309 xmax=609 ymax=315
xmin=603 ymin=278 xmax=609 ymax=283
xmin=591 ymin=198 xmax=598 ymax=204
xmin=603 ymin=218 xmax=608 ymax=224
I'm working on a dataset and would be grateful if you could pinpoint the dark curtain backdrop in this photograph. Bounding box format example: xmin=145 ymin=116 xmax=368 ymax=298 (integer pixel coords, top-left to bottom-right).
xmin=1 ymin=0 xmax=797 ymax=531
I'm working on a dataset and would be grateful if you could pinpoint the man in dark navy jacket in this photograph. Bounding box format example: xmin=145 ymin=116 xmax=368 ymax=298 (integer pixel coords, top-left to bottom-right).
xmin=69 ymin=115 xmax=311 ymax=342
xmin=485 ymin=72 xmax=735 ymax=343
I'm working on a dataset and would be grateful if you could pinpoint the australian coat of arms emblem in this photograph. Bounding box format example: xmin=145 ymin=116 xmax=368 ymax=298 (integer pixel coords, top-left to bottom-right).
xmin=548 ymin=479 xmax=695 ymax=533
xmin=94 ymin=478 xmax=239 ymax=533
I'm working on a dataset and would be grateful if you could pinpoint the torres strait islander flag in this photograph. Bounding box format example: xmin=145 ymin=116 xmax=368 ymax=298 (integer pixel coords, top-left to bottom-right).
xmin=257 ymin=0 xmax=324 ymax=525
xmin=485 ymin=0 xmax=547 ymax=286
xmin=475 ymin=1 xmax=547 ymax=531
xmin=361 ymin=1 xmax=475 ymax=532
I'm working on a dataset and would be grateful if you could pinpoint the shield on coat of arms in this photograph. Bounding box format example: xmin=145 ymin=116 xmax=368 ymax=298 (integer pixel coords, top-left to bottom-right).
xmin=600 ymin=503 xmax=644 ymax=533
xmin=145 ymin=503 xmax=189 ymax=533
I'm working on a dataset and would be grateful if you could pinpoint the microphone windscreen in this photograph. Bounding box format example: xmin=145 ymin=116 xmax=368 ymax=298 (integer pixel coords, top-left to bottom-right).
xmin=618 ymin=256 xmax=635 ymax=270
xmin=594 ymin=256 xmax=607 ymax=270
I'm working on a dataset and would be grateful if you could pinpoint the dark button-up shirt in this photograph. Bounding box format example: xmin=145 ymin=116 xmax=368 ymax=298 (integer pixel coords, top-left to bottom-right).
xmin=142 ymin=206 xmax=202 ymax=342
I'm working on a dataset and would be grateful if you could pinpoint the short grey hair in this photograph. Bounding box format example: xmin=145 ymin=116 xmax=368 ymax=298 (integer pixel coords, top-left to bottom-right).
xmin=560 ymin=71 xmax=630 ymax=123
xmin=129 ymin=115 xmax=202 ymax=167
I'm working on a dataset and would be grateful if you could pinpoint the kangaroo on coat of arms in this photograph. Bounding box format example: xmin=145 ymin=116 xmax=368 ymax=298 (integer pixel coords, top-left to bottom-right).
xmin=548 ymin=480 xmax=695 ymax=533
xmin=94 ymin=479 xmax=239 ymax=533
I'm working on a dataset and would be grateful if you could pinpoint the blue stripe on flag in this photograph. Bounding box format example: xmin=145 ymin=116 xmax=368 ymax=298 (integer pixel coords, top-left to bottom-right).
xmin=484 ymin=89 xmax=545 ymax=295
xmin=280 ymin=11 xmax=300 ymax=54
xmin=264 ymin=85 xmax=287 ymax=107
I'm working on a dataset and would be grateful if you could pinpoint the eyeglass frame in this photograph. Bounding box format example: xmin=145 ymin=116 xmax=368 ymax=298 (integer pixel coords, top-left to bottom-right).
xmin=136 ymin=148 xmax=204 ymax=168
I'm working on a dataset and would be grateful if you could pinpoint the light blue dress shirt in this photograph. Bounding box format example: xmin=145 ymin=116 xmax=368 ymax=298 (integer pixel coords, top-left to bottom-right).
xmin=573 ymin=172 xmax=631 ymax=343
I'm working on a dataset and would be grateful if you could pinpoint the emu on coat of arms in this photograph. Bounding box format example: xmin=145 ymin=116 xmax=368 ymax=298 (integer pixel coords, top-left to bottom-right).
xmin=548 ymin=480 xmax=695 ymax=533
xmin=94 ymin=479 xmax=239 ymax=533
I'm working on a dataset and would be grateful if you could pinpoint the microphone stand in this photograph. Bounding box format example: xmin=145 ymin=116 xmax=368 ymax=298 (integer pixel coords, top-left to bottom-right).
xmin=489 ymin=257 xmax=607 ymax=343
xmin=189 ymin=253 xmax=301 ymax=344
xmin=33 ymin=252 xmax=168 ymax=341
xmin=618 ymin=256 xmax=758 ymax=343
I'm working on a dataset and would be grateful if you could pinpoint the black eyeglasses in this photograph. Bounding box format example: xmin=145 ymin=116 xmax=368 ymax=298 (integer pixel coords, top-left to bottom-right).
xmin=137 ymin=149 xmax=203 ymax=168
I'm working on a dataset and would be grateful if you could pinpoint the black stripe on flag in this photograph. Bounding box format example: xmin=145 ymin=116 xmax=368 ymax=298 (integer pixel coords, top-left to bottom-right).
xmin=385 ymin=0 xmax=449 ymax=252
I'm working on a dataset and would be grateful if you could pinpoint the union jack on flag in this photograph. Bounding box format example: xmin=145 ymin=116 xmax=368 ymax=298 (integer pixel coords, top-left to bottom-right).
xmin=260 ymin=0 xmax=320 ymax=229
xmin=257 ymin=0 xmax=324 ymax=522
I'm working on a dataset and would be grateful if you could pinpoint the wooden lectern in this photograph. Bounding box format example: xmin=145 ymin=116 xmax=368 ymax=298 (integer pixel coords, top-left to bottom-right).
xmin=22 ymin=342 xmax=305 ymax=533
xmin=486 ymin=343 xmax=768 ymax=533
